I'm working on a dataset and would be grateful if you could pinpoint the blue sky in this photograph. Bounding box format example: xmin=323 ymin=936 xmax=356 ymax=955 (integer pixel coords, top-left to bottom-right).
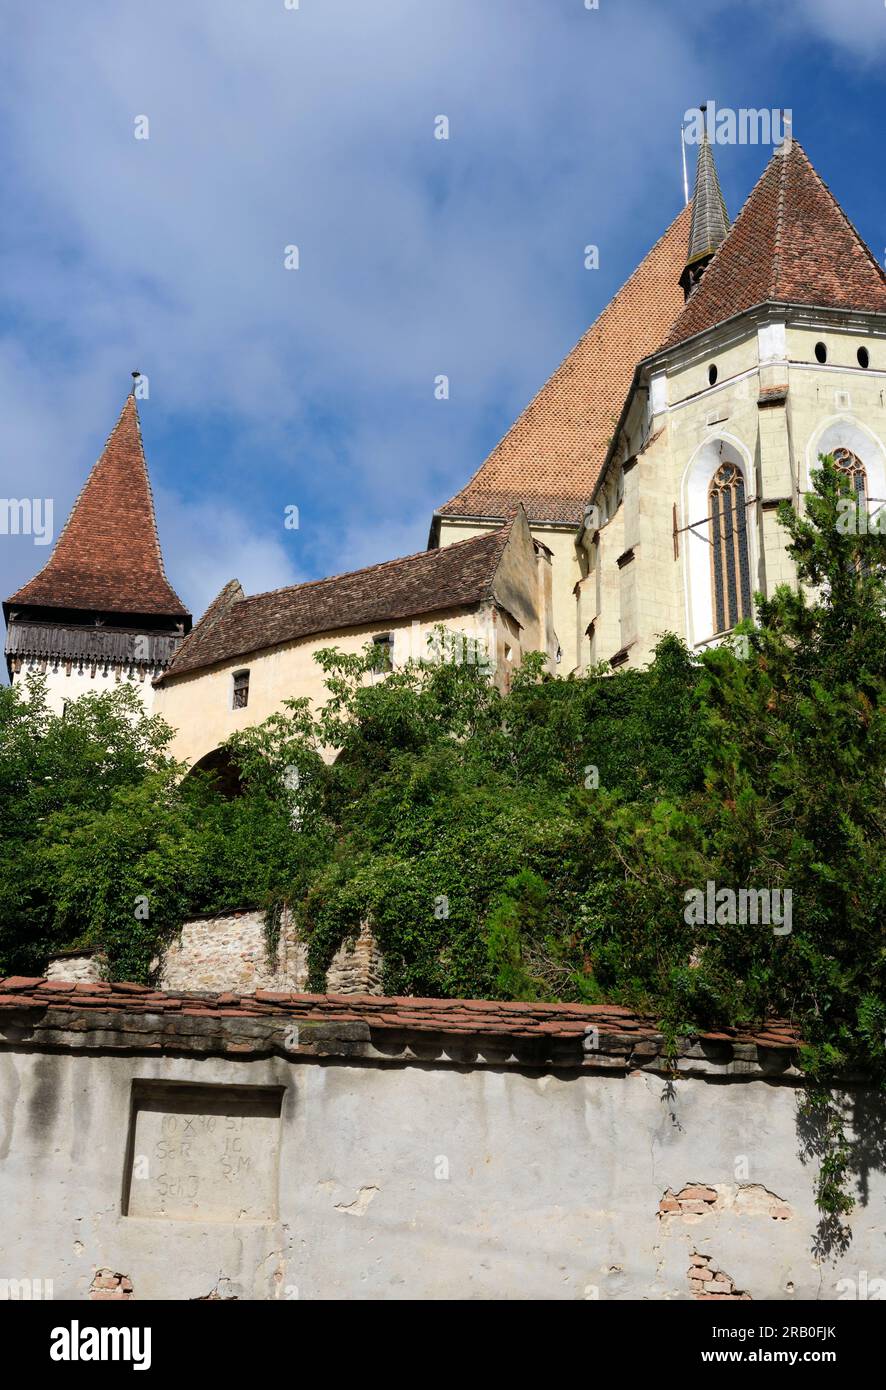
xmin=2 ymin=0 xmax=886 ymax=619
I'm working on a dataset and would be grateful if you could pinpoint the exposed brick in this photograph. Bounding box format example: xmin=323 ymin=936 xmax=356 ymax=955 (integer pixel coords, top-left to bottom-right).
xmin=708 ymin=1279 xmax=734 ymax=1294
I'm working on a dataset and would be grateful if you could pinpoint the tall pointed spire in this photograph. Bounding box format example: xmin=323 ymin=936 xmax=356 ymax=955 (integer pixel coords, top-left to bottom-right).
xmin=679 ymin=113 xmax=730 ymax=300
xmin=5 ymin=393 xmax=189 ymax=619
xmin=665 ymin=138 xmax=886 ymax=351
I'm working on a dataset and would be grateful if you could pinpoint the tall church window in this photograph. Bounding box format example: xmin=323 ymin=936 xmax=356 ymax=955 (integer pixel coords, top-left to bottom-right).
xmin=709 ymin=461 xmax=752 ymax=632
xmin=832 ymin=446 xmax=867 ymax=501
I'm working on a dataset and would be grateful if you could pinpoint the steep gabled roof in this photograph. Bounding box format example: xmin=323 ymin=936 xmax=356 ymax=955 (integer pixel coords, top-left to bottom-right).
xmin=160 ymin=521 xmax=515 ymax=681
xmin=664 ymin=139 xmax=886 ymax=351
xmin=435 ymin=202 xmax=693 ymax=528
xmin=6 ymin=395 xmax=189 ymax=619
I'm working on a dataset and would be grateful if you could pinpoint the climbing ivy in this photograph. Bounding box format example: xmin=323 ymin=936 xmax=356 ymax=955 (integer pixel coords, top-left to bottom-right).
xmin=0 ymin=457 xmax=883 ymax=1224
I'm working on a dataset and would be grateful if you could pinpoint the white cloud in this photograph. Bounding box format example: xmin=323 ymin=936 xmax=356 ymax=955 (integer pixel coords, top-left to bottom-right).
xmin=154 ymin=487 xmax=304 ymax=613
xmin=773 ymin=0 xmax=886 ymax=59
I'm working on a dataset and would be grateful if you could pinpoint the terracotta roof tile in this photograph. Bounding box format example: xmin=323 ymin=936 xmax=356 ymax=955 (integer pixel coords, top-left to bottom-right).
xmin=436 ymin=203 xmax=692 ymax=527
xmin=0 ymin=977 xmax=802 ymax=1058
xmin=6 ymin=396 xmax=189 ymax=619
xmin=663 ymin=140 xmax=886 ymax=351
xmin=160 ymin=521 xmax=513 ymax=680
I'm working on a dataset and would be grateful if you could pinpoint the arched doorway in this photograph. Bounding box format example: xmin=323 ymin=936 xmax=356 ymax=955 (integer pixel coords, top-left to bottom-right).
xmin=185 ymin=747 xmax=244 ymax=799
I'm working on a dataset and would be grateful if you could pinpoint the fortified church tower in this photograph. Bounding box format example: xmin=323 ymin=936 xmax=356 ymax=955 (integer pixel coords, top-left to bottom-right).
xmin=4 ymin=390 xmax=191 ymax=714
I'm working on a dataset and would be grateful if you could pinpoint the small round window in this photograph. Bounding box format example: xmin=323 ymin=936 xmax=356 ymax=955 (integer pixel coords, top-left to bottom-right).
xmin=708 ymin=364 xmax=718 ymax=386
xmin=814 ymin=341 xmax=828 ymax=363
xmin=858 ymin=346 xmax=870 ymax=369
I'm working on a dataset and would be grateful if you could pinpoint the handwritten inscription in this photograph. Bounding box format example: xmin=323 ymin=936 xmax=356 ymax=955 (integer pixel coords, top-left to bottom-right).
xmin=125 ymin=1084 xmax=282 ymax=1221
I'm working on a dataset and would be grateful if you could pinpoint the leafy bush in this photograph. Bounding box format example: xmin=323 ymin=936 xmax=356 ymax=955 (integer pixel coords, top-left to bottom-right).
xmin=1 ymin=457 xmax=882 ymax=1101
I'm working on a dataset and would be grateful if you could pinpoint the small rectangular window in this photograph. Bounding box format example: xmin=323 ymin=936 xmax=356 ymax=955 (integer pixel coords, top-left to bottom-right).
xmin=232 ymin=670 xmax=250 ymax=709
xmin=371 ymin=633 xmax=394 ymax=672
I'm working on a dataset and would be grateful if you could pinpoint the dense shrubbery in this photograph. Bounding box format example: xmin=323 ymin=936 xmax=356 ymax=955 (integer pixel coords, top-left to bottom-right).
xmin=1 ymin=459 xmax=884 ymax=1097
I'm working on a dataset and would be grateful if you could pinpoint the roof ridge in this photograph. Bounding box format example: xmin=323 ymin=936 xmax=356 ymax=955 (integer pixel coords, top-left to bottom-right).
xmin=29 ymin=395 xmax=134 ymax=575
xmin=770 ymin=142 xmax=788 ymax=299
xmin=161 ymin=578 xmax=243 ymax=673
xmin=129 ymin=396 xmax=184 ymax=601
xmin=161 ymin=517 xmax=518 ymax=682
xmin=240 ymin=523 xmax=509 ymax=607
xmin=0 ymin=977 xmax=803 ymax=1057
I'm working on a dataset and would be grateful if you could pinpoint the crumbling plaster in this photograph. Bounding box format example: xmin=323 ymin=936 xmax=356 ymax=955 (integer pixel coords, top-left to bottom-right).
xmin=0 ymin=1045 xmax=882 ymax=1301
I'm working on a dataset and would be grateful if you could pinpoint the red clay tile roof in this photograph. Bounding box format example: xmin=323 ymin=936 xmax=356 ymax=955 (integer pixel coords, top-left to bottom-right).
xmin=159 ymin=521 xmax=513 ymax=681
xmin=663 ymin=140 xmax=886 ymax=351
xmin=436 ymin=203 xmax=692 ymax=528
xmin=0 ymin=977 xmax=802 ymax=1073
xmin=5 ymin=396 xmax=189 ymax=619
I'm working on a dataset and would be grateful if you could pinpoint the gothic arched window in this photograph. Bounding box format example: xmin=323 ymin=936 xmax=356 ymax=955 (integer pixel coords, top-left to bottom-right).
xmin=832 ymin=446 xmax=867 ymax=501
xmin=709 ymin=461 xmax=752 ymax=633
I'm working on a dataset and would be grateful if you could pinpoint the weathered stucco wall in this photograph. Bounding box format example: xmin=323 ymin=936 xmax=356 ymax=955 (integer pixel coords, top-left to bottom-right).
xmin=153 ymin=540 xmax=553 ymax=775
xmin=153 ymin=607 xmax=501 ymax=771
xmin=437 ymin=517 xmax=580 ymax=673
xmin=0 ymin=1042 xmax=882 ymax=1301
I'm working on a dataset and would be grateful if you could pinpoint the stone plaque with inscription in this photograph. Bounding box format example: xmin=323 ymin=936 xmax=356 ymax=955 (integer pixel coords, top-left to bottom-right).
xmin=124 ymin=1083 xmax=283 ymax=1221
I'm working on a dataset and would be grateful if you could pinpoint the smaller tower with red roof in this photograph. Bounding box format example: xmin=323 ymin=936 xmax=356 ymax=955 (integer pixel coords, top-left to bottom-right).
xmin=3 ymin=389 xmax=191 ymax=714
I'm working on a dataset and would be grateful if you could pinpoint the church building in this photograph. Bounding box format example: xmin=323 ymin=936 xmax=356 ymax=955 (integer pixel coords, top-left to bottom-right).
xmin=7 ymin=128 xmax=886 ymax=768
xmin=433 ymin=130 xmax=886 ymax=671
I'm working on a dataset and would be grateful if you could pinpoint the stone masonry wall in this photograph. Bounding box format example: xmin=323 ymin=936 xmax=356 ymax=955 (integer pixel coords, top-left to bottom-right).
xmin=325 ymin=922 xmax=384 ymax=994
xmin=45 ymin=952 xmax=107 ymax=984
xmin=159 ymin=909 xmax=308 ymax=994
xmin=159 ymin=909 xmax=382 ymax=995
